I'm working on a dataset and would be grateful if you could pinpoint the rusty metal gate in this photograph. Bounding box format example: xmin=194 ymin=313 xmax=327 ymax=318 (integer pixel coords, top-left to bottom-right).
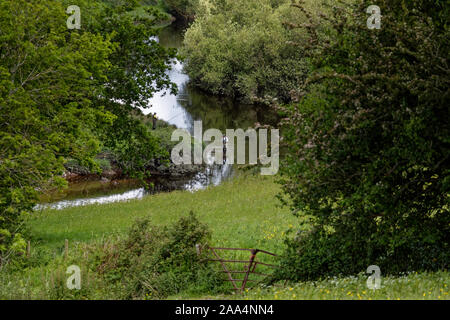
xmin=197 ymin=245 xmax=279 ymax=292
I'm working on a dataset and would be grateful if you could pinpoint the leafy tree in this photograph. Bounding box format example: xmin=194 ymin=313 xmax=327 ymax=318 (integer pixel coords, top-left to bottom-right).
xmin=277 ymin=0 xmax=449 ymax=280
xmin=0 ymin=0 xmax=177 ymax=266
xmin=65 ymin=0 xmax=178 ymax=176
xmin=182 ymin=0 xmax=320 ymax=103
xmin=0 ymin=0 xmax=114 ymax=266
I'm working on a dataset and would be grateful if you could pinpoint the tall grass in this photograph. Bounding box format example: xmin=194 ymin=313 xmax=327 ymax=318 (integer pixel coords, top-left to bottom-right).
xmin=1 ymin=173 xmax=448 ymax=299
xmin=175 ymin=271 xmax=449 ymax=300
xmin=29 ymin=173 xmax=294 ymax=253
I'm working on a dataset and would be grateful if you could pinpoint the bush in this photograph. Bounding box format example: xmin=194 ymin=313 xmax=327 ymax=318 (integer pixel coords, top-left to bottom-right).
xmin=0 ymin=0 xmax=115 ymax=268
xmin=95 ymin=212 xmax=224 ymax=298
xmin=277 ymin=0 xmax=449 ymax=280
xmin=164 ymin=0 xmax=199 ymax=21
xmin=182 ymin=0 xmax=321 ymax=103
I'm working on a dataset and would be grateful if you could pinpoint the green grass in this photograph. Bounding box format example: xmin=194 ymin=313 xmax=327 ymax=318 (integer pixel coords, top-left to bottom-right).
xmin=29 ymin=173 xmax=295 ymax=253
xmin=171 ymin=271 xmax=449 ymax=300
xmin=2 ymin=173 xmax=448 ymax=300
xmin=1 ymin=173 xmax=295 ymax=299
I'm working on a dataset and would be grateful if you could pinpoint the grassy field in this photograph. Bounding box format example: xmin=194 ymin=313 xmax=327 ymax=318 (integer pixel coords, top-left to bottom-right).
xmin=29 ymin=173 xmax=294 ymax=253
xmin=1 ymin=173 xmax=448 ymax=300
xmin=171 ymin=271 xmax=449 ymax=300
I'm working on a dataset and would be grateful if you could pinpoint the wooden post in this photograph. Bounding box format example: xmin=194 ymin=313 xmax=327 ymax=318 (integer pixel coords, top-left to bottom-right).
xmin=27 ymin=241 xmax=31 ymax=258
xmin=64 ymin=239 xmax=69 ymax=260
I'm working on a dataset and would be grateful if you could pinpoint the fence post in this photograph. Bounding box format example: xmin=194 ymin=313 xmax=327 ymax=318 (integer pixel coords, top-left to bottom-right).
xmin=27 ymin=241 xmax=31 ymax=258
xmin=65 ymin=239 xmax=69 ymax=260
xmin=242 ymin=249 xmax=258 ymax=291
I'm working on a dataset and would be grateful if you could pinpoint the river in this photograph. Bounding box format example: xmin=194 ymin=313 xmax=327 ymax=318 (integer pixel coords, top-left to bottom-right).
xmin=38 ymin=23 xmax=273 ymax=210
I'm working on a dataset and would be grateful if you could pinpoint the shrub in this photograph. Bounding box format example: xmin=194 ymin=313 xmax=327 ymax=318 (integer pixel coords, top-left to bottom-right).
xmin=96 ymin=212 xmax=224 ymax=298
xmin=182 ymin=0 xmax=321 ymax=103
xmin=277 ymin=0 xmax=449 ymax=280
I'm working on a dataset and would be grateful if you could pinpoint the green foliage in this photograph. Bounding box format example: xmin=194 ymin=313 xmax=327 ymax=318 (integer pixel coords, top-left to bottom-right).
xmin=182 ymin=0 xmax=320 ymax=103
xmin=164 ymin=0 xmax=199 ymax=20
xmin=95 ymin=212 xmax=224 ymax=298
xmin=0 ymin=0 xmax=115 ymax=267
xmin=61 ymin=0 xmax=178 ymax=176
xmin=0 ymin=0 xmax=177 ymax=266
xmin=278 ymin=0 xmax=449 ymax=280
xmin=152 ymin=124 xmax=180 ymax=152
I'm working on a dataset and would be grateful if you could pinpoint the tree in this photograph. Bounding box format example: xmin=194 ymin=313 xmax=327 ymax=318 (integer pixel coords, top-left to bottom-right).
xmin=182 ymin=0 xmax=318 ymax=103
xmin=277 ymin=0 xmax=449 ymax=280
xmin=0 ymin=0 xmax=115 ymax=266
xmin=0 ymin=0 xmax=177 ymax=267
xmin=67 ymin=0 xmax=178 ymax=176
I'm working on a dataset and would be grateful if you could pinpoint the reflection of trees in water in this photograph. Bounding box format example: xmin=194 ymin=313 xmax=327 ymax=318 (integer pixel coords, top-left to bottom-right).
xmin=157 ymin=24 xmax=186 ymax=49
xmin=180 ymin=85 xmax=261 ymax=131
xmin=157 ymin=23 xmax=279 ymax=132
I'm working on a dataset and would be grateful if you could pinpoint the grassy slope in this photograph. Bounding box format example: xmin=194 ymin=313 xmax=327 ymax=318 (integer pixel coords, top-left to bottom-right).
xmin=172 ymin=271 xmax=449 ymax=300
xmin=30 ymin=173 xmax=295 ymax=253
xmin=6 ymin=173 xmax=449 ymax=300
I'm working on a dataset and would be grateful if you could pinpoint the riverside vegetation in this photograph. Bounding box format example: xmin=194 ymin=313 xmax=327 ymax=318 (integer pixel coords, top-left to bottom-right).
xmin=0 ymin=0 xmax=448 ymax=300
xmin=1 ymin=174 xmax=448 ymax=299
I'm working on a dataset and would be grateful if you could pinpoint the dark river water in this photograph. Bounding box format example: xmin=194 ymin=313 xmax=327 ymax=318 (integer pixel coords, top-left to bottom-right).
xmin=38 ymin=23 xmax=274 ymax=210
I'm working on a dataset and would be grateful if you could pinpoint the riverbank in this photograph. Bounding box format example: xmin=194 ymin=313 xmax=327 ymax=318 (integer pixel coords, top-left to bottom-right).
xmin=61 ymin=116 xmax=198 ymax=182
xmin=31 ymin=173 xmax=292 ymax=251
xmin=2 ymin=173 xmax=448 ymax=300
xmin=1 ymin=173 xmax=292 ymax=299
xmin=46 ymin=20 xmax=277 ymax=207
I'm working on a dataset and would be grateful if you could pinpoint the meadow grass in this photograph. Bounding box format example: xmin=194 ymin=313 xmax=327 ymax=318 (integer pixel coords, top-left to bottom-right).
xmin=29 ymin=173 xmax=295 ymax=254
xmin=171 ymin=271 xmax=449 ymax=300
xmin=1 ymin=173 xmax=295 ymax=299
xmin=2 ymin=173 xmax=448 ymax=300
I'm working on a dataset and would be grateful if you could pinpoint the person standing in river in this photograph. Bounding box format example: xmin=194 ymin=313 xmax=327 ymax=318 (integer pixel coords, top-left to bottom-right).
xmin=152 ymin=113 xmax=158 ymax=130
xmin=223 ymin=135 xmax=229 ymax=164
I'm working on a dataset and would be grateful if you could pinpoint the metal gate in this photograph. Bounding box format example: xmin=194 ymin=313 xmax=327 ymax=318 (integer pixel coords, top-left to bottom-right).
xmin=197 ymin=245 xmax=279 ymax=292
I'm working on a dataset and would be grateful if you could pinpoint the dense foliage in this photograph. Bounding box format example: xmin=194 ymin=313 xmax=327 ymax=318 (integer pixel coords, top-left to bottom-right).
xmin=95 ymin=212 xmax=223 ymax=299
xmin=60 ymin=0 xmax=177 ymax=176
xmin=0 ymin=0 xmax=176 ymax=267
xmin=182 ymin=0 xmax=322 ymax=103
xmin=0 ymin=0 xmax=114 ymax=266
xmin=2 ymin=0 xmax=448 ymax=295
xmin=277 ymin=0 xmax=449 ymax=280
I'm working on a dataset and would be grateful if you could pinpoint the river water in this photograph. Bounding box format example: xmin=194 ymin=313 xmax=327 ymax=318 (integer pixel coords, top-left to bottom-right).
xmin=38 ymin=23 xmax=273 ymax=210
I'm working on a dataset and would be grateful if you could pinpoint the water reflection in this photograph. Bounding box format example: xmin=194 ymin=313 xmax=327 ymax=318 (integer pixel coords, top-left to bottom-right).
xmin=36 ymin=188 xmax=146 ymax=210
xmin=37 ymin=163 xmax=234 ymax=210
xmin=144 ymin=24 xmax=265 ymax=133
xmin=146 ymin=59 xmax=194 ymax=130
